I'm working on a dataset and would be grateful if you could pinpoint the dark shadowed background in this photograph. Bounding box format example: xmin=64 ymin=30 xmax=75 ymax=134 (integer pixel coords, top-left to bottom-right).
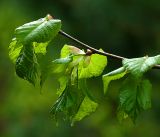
xmin=1 ymin=0 xmax=160 ymax=137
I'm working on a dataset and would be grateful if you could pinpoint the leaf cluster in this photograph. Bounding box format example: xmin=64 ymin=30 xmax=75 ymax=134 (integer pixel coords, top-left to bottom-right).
xmin=9 ymin=15 xmax=160 ymax=125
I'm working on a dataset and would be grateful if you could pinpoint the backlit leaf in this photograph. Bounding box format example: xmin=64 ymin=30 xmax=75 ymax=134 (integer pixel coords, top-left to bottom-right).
xmin=78 ymin=52 xmax=107 ymax=79
xmin=72 ymin=97 xmax=98 ymax=125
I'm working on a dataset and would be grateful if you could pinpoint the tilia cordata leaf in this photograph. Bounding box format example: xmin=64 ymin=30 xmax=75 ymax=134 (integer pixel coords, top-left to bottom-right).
xmin=50 ymin=45 xmax=107 ymax=125
xmin=9 ymin=15 xmax=61 ymax=85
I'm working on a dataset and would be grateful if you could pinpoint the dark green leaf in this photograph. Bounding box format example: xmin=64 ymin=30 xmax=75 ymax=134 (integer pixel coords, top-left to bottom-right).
xmin=50 ymin=84 xmax=84 ymax=122
xmin=137 ymin=79 xmax=152 ymax=110
xmin=15 ymin=44 xmax=39 ymax=85
xmin=118 ymin=76 xmax=152 ymax=122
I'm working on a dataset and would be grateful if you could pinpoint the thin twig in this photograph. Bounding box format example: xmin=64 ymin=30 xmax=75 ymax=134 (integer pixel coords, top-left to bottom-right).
xmin=59 ymin=30 xmax=124 ymax=60
xmin=59 ymin=30 xmax=160 ymax=69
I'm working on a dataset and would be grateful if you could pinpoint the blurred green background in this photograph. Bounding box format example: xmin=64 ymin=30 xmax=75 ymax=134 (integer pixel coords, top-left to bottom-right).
xmin=1 ymin=0 xmax=160 ymax=137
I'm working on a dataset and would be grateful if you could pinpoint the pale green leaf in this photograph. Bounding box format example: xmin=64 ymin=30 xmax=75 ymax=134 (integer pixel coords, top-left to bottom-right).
xmin=103 ymin=67 xmax=126 ymax=94
xmin=53 ymin=55 xmax=73 ymax=64
xmin=123 ymin=55 xmax=160 ymax=77
xmin=15 ymin=15 xmax=61 ymax=44
xmin=9 ymin=38 xmax=23 ymax=62
xmin=33 ymin=42 xmax=49 ymax=55
xmin=78 ymin=52 xmax=107 ymax=79
xmin=72 ymin=97 xmax=98 ymax=125
xmin=61 ymin=45 xmax=85 ymax=58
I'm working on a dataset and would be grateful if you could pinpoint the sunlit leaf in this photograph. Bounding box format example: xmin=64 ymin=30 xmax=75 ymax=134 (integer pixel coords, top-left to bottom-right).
xmin=61 ymin=45 xmax=85 ymax=58
xmin=15 ymin=15 xmax=61 ymax=44
xmin=72 ymin=97 xmax=98 ymax=125
xmin=9 ymin=38 xmax=23 ymax=62
xmin=78 ymin=52 xmax=107 ymax=79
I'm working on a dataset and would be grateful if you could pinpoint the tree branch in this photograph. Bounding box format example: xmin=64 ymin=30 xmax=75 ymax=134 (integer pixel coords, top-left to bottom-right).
xmin=59 ymin=30 xmax=160 ymax=69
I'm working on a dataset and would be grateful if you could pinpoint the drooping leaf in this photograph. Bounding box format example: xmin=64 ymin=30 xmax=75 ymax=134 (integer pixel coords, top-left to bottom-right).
xmin=118 ymin=76 xmax=152 ymax=122
xmin=50 ymin=83 xmax=84 ymax=122
xmin=78 ymin=79 xmax=95 ymax=101
xmin=56 ymin=76 xmax=68 ymax=96
xmin=15 ymin=44 xmax=39 ymax=85
xmin=15 ymin=15 xmax=61 ymax=44
xmin=9 ymin=15 xmax=62 ymax=86
xmin=72 ymin=97 xmax=98 ymax=125
xmin=137 ymin=79 xmax=152 ymax=110
xmin=123 ymin=55 xmax=160 ymax=77
xmin=83 ymin=56 xmax=91 ymax=68
xmin=103 ymin=67 xmax=126 ymax=94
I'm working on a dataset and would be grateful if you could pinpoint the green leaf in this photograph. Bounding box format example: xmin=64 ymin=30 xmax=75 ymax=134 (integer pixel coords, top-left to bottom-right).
xmin=137 ymin=79 xmax=152 ymax=110
xmin=78 ymin=52 xmax=107 ymax=79
xmin=78 ymin=79 xmax=95 ymax=101
xmin=9 ymin=15 xmax=62 ymax=86
xmin=72 ymin=97 xmax=98 ymax=125
xmin=123 ymin=55 xmax=160 ymax=77
xmin=103 ymin=67 xmax=126 ymax=94
xmin=33 ymin=42 xmax=49 ymax=55
xmin=53 ymin=55 xmax=73 ymax=64
xmin=15 ymin=15 xmax=61 ymax=44
xmin=56 ymin=76 xmax=68 ymax=96
xmin=118 ymin=76 xmax=152 ymax=122
xmin=9 ymin=38 xmax=23 ymax=62
xmin=15 ymin=44 xmax=39 ymax=85
xmin=50 ymin=84 xmax=84 ymax=122
xmin=61 ymin=45 xmax=85 ymax=58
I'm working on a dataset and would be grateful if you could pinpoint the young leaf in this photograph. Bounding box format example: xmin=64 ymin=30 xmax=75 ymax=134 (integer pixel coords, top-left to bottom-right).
xmin=33 ymin=42 xmax=49 ymax=55
xmin=78 ymin=52 xmax=107 ymax=79
xmin=103 ymin=67 xmax=126 ymax=94
xmin=53 ymin=55 xmax=73 ymax=64
xmin=118 ymin=76 xmax=152 ymax=122
xmin=61 ymin=45 xmax=85 ymax=58
xmin=72 ymin=97 xmax=98 ymax=125
xmin=123 ymin=55 xmax=160 ymax=77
